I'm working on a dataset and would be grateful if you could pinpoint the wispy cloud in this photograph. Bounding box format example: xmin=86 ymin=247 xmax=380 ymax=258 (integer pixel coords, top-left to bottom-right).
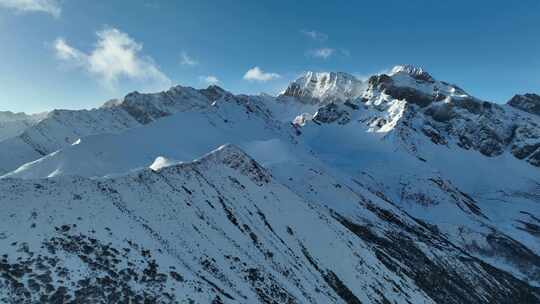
xmin=54 ymin=38 xmax=85 ymax=61
xmin=0 ymin=0 xmax=61 ymax=17
xmin=199 ymin=75 xmax=219 ymax=85
xmin=307 ymin=48 xmax=335 ymax=59
xmin=54 ymin=28 xmax=171 ymax=91
xmin=300 ymin=30 xmax=328 ymax=42
xmin=340 ymin=48 xmax=351 ymax=57
xmin=180 ymin=51 xmax=198 ymax=66
xmin=243 ymin=67 xmax=281 ymax=82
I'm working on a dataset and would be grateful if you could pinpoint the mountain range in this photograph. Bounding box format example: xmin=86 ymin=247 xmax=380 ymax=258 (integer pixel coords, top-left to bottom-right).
xmin=0 ymin=65 xmax=539 ymax=303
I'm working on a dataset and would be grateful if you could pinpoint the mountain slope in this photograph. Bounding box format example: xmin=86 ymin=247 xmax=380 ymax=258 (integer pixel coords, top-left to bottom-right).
xmin=1 ymin=145 xmax=538 ymax=303
xmin=286 ymin=65 xmax=540 ymax=285
xmin=0 ymin=85 xmax=222 ymax=175
xmin=0 ymin=111 xmax=46 ymax=142
xmin=2 ymin=89 xmax=293 ymax=180
xmin=1 ymin=64 xmax=540 ymax=302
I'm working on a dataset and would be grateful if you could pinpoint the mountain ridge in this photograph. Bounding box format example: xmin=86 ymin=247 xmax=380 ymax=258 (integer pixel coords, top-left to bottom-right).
xmin=1 ymin=141 xmax=538 ymax=303
xmin=1 ymin=64 xmax=540 ymax=303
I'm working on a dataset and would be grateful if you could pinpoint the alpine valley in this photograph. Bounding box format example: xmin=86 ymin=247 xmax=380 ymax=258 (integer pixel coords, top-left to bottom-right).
xmin=1 ymin=65 xmax=539 ymax=303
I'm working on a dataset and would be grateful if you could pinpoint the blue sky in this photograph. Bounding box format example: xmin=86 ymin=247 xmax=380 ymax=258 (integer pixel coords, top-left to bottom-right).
xmin=0 ymin=0 xmax=538 ymax=113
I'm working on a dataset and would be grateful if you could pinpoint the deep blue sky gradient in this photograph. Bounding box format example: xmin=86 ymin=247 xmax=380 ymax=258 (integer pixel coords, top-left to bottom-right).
xmin=1 ymin=0 xmax=538 ymax=113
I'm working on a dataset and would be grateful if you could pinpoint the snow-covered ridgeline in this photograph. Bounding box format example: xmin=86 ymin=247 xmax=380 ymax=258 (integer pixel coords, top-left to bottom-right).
xmin=1 ymin=144 xmax=537 ymax=303
xmin=1 ymin=65 xmax=540 ymax=302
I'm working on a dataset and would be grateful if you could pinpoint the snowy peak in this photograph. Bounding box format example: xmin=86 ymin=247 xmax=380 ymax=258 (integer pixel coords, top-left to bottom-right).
xmin=148 ymin=144 xmax=272 ymax=186
xmin=181 ymin=144 xmax=272 ymax=186
xmin=508 ymin=93 xmax=540 ymax=116
xmin=366 ymin=65 xmax=470 ymax=108
xmin=280 ymin=65 xmax=466 ymax=109
xmin=389 ymin=64 xmax=435 ymax=82
xmin=199 ymin=85 xmax=230 ymax=102
xmin=292 ymin=66 xmax=540 ymax=168
xmin=281 ymin=71 xmax=365 ymax=103
xmin=139 ymin=145 xmax=271 ymax=185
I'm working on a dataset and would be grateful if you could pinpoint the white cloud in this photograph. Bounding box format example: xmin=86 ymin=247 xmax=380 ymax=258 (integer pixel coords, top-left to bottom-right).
xmin=199 ymin=75 xmax=219 ymax=85
xmin=307 ymin=48 xmax=335 ymax=59
xmin=243 ymin=66 xmax=281 ymax=82
xmin=54 ymin=38 xmax=84 ymax=61
xmin=180 ymin=51 xmax=198 ymax=66
xmin=54 ymin=28 xmax=171 ymax=91
xmin=0 ymin=0 xmax=61 ymax=17
xmin=300 ymin=30 xmax=328 ymax=42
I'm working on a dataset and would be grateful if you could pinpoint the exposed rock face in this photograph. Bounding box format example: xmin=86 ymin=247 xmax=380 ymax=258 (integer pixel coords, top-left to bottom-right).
xmin=384 ymin=85 xmax=435 ymax=107
xmin=367 ymin=66 xmax=468 ymax=108
xmin=119 ymin=85 xmax=212 ymax=124
xmin=313 ymin=103 xmax=351 ymax=124
xmin=508 ymin=93 xmax=540 ymax=116
xmin=199 ymin=85 xmax=230 ymax=102
xmin=406 ymin=97 xmax=540 ymax=163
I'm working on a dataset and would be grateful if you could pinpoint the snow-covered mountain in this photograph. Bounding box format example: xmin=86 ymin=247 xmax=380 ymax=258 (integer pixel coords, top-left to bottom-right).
xmin=2 ymin=89 xmax=291 ymax=179
xmin=286 ymin=65 xmax=540 ymax=167
xmin=0 ymin=111 xmax=46 ymax=142
xmin=1 ymin=144 xmax=538 ymax=303
xmin=0 ymin=85 xmax=226 ymax=175
xmin=281 ymin=71 xmax=366 ymax=104
xmin=1 ymin=65 xmax=540 ymax=303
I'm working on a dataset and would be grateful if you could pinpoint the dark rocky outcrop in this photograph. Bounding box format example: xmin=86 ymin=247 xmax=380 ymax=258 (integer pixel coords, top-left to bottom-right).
xmin=199 ymin=85 xmax=229 ymax=102
xmin=368 ymin=74 xmax=434 ymax=107
xmin=313 ymin=103 xmax=351 ymax=124
xmin=120 ymin=91 xmax=172 ymax=124
xmin=508 ymin=93 xmax=540 ymax=116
